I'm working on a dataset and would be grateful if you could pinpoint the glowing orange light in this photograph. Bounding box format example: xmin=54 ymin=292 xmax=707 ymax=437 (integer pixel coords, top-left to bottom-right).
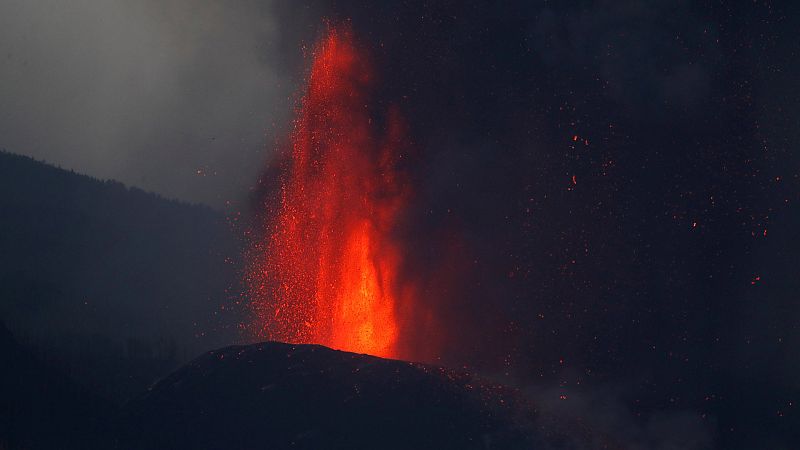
xmin=247 ymin=25 xmax=409 ymax=358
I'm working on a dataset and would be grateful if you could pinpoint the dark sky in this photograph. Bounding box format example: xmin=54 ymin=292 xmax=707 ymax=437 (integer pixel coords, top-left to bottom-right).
xmin=3 ymin=1 xmax=800 ymax=448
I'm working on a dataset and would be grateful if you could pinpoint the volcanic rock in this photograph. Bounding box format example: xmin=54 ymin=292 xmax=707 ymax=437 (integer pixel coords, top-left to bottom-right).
xmin=122 ymin=341 xmax=534 ymax=449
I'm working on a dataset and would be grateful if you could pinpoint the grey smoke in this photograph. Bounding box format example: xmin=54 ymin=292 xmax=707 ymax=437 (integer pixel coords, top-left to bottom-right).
xmin=0 ymin=0 xmax=294 ymax=207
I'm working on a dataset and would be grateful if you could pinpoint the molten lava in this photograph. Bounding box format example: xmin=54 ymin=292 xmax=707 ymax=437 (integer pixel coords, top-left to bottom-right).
xmin=248 ymin=26 xmax=410 ymax=358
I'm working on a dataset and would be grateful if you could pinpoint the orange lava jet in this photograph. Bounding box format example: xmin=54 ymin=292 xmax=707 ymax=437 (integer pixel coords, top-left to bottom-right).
xmin=247 ymin=26 xmax=411 ymax=358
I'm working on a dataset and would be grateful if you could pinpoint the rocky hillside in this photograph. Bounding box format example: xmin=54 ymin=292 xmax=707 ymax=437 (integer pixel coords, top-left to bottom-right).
xmin=123 ymin=341 xmax=538 ymax=449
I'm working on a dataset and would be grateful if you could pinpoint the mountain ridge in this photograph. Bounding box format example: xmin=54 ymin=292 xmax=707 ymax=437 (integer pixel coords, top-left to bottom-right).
xmin=0 ymin=149 xmax=243 ymax=402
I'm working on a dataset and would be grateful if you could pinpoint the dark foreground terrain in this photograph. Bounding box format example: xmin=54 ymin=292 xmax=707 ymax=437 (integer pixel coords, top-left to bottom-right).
xmin=123 ymin=342 xmax=536 ymax=449
xmin=1 ymin=322 xmax=114 ymax=449
xmin=5 ymin=324 xmax=603 ymax=449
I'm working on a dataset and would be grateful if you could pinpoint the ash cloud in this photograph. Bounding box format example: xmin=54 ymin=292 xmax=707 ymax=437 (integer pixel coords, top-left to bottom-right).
xmin=0 ymin=0 xmax=292 ymax=207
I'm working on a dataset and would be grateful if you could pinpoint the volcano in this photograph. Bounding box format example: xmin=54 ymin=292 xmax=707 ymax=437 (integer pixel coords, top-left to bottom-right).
xmin=122 ymin=341 xmax=534 ymax=449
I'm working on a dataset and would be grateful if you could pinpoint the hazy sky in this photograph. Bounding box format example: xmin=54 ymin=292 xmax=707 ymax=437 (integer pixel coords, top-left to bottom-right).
xmin=0 ymin=0 xmax=296 ymax=207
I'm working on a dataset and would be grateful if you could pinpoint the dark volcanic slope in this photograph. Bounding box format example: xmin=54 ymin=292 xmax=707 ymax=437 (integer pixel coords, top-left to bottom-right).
xmin=0 ymin=322 xmax=115 ymax=450
xmin=0 ymin=150 xmax=241 ymax=401
xmin=123 ymin=342 xmax=536 ymax=450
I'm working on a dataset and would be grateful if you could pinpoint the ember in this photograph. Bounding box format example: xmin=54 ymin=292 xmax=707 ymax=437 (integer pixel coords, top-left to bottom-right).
xmin=247 ymin=25 xmax=411 ymax=358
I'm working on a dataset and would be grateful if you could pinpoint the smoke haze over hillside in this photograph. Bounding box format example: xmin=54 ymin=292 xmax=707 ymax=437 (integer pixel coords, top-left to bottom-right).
xmin=0 ymin=0 xmax=292 ymax=207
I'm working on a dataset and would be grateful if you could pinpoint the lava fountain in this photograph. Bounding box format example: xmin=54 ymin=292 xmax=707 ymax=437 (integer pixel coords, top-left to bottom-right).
xmin=247 ymin=26 xmax=412 ymax=359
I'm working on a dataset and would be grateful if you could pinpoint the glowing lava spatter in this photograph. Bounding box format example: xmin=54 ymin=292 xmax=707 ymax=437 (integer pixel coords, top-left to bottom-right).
xmin=247 ymin=26 xmax=410 ymax=358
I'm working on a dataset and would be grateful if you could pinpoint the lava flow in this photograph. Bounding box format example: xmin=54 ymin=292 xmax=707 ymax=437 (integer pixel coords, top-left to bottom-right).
xmin=247 ymin=26 xmax=411 ymax=359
